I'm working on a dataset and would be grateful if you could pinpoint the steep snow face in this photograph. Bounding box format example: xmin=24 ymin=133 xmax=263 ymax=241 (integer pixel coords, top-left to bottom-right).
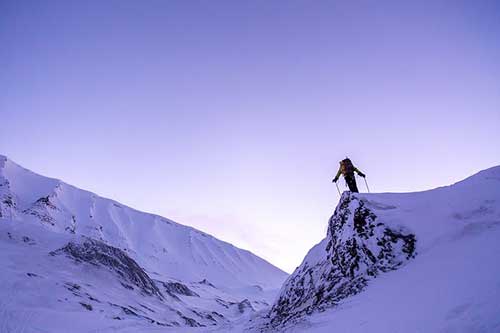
xmin=0 ymin=155 xmax=287 ymax=290
xmin=265 ymin=166 xmax=500 ymax=331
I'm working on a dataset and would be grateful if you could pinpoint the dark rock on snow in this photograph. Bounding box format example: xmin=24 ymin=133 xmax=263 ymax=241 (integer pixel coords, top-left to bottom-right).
xmin=51 ymin=237 xmax=163 ymax=298
xmin=268 ymin=192 xmax=416 ymax=327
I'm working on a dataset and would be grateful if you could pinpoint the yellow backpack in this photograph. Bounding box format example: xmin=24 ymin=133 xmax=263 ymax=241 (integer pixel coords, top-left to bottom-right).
xmin=340 ymin=158 xmax=354 ymax=175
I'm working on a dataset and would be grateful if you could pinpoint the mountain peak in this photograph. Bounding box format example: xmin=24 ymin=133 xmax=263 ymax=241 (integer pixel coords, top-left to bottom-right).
xmin=266 ymin=192 xmax=416 ymax=327
xmin=260 ymin=165 xmax=500 ymax=331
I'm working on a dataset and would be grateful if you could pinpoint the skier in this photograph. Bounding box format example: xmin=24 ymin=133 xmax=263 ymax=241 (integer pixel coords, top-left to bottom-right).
xmin=332 ymin=157 xmax=366 ymax=193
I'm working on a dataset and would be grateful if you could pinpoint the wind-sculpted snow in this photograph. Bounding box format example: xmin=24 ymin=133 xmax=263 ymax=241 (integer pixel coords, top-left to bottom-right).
xmin=267 ymin=192 xmax=416 ymax=328
xmin=51 ymin=238 xmax=163 ymax=298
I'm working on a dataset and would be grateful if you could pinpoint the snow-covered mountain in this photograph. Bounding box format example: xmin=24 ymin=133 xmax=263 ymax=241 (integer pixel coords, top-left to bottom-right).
xmin=2 ymin=154 xmax=500 ymax=333
xmin=0 ymin=155 xmax=287 ymax=289
xmin=0 ymin=155 xmax=287 ymax=332
xmin=257 ymin=165 xmax=500 ymax=332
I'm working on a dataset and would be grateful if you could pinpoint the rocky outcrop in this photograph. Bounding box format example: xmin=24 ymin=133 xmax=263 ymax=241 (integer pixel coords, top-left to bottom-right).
xmin=237 ymin=299 xmax=255 ymax=314
xmin=158 ymin=281 xmax=200 ymax=297
xmin=0 ymin=180 xmax=15 ymax=219
xmin=268 ymin=192 xmax=416 ymax=327
xmin=23 ymin=196 xmax=59 ymax=226
xmin=51 ymin=237 xmax=163 ymax=298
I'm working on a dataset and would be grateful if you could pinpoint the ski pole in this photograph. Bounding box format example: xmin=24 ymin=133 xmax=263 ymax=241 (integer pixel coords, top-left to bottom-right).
xmin=364 ymin=177 xmax=370 ymax=193
xmin=335 ymin=182 xmax=341 ymax=196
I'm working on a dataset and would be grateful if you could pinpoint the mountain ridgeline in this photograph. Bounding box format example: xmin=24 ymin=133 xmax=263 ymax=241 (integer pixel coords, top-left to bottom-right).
xmin=1 ymin=154 xmax=500 ymax=333
xmin=257 ymin=165 xmax=500 ymax=332
xmin=0 ymin=155 xmax=287 ymax=290
xmin=0 ymin=155 xmax=287 ymax=331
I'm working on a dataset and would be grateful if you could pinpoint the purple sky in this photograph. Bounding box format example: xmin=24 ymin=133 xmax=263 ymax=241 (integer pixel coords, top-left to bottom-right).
xmin=2 ymin=0 xmax=499 ymax=272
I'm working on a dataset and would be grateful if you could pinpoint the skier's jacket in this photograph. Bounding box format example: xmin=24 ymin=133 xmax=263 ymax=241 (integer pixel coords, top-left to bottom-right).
xmin=334 ymin=158 xmax=365 ymax=180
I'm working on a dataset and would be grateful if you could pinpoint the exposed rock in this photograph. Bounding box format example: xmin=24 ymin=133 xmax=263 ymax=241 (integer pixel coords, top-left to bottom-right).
xmin=215 ymin=298 xmax=230 ymax=309
xmin=51 ymin=238 xmax=163 ymax=298
xmin=86 ymin=293 xmax=101 ymax=303
xmin=268 ymin=192 xmax=416 ymax=327
xmin=0 ymin=188 xmax=16 ymax=218
xmin=34 ymin=196 xmax=58 ymax=210
xmin=64 ymin=282 xmax=83 ymax=297
xmin=2 ymin=196 xmax=14 ymax=208
xmin=198 ymin=279 xmax=216 ymax=288
xmin=237 ymin=299 xmax=255 ymax=314
xmin=140 ymin=304 xmax=156 ymax=313
xmin=23 ymin=196 xmax=59 ymax=226
xmin=65 ymin=215 xmax=77 ymax=234
xmin=158 ymin=280 xmax=200 ymax=297
xmin=79 ymin=302 xmax=93 ymax=311
xmin=108 ymin=302 xmax=174 ymax=327
xmin=120 ymin=282 xmax=134 ymax=291
xmin=175 ymin=310 xmax=204 ymax=327
xmin=22 ymin=236 xmax=35 ymax=244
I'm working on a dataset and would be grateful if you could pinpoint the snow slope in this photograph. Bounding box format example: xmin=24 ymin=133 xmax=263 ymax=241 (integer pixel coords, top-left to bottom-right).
xmin=0 ymin=155 xmax=287 ymax=332
xmin=2 ymin=154 xmax=499 ymax=333
xmin=0 ymin=155 xmax=287 ymax=290
xmin=261 ymin=166 xmax=500 ymax=332
xmin=0 ymin=218 xmax=277 ymax=332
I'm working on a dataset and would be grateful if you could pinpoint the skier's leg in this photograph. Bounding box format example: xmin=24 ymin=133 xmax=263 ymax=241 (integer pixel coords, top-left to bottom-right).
xmin=351 ymin=180 xmax=359 ymax=193
xmin=346 ymin=176 xmax=353 ymax=192
xmin=346 ymin=176 xmax=359 ymax=193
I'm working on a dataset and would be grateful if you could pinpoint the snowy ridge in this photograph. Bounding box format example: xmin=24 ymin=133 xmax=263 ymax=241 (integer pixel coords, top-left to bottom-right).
xmin=0 ymin=155 xmax=287 ymax=289
xmin=258 ymin=165 xmax=500 ymax=332
xmin=2 ymin=154 xmax=500 ymax=332
xmin=0 ymin=154 xmax=287 ymax=332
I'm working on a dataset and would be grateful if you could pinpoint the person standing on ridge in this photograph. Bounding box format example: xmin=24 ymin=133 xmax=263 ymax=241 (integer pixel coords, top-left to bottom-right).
xmin=332 ymin=157 xmax=366 ymax=193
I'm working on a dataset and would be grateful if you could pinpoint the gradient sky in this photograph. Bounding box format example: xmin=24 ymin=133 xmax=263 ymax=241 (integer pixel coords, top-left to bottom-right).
xmin=1 ymin=0 xmax=499 ymax=273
